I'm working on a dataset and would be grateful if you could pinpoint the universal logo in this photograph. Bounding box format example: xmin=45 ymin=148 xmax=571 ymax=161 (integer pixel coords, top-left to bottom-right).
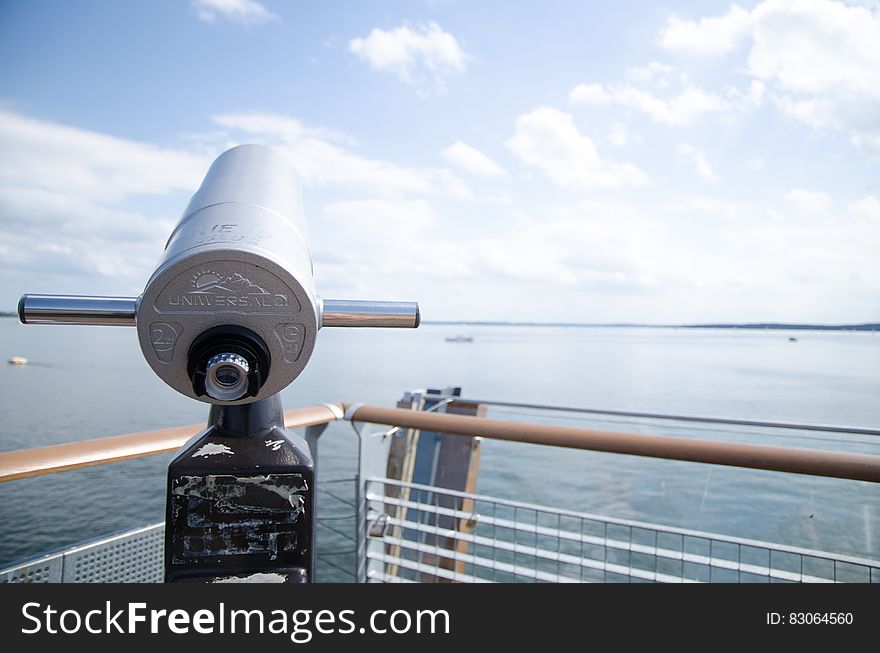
xmin=167 ymin=270 xmax=289 ymax=309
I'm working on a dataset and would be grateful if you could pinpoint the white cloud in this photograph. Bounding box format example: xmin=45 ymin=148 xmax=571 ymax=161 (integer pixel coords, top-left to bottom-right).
xmin=312 ymin=197 xmax=489 ymax=301
xmin=212 ymin=111 xmax=470 ymax=198
xmin=469 ymin=217 xmax=662 ymax=292
xmin=323 ymin=197 xmax=435 ymax=227
xmin=660 ymin=5 xmax=753 ymax=55
xmin=608 ymin=123 xmax=628 ymax=147
xmin=0 ymin=110 xmax=208 ymax=291
xmin=192 ymin=0 xmax=279 ymax=26
xmin=660 ymin=0 xmax=880 ymax=155
xmin=849 ymin=195 xmax=880 ymax=221
xmin=749 ymin=2 xmax=880 ymax=97
xmin=349 ymin=22 xmax=467 ymax=95
xmin=785 ymin=188 xmax=833 ymax=215
xmin=317 ymin=198 xmax=437 ymax=289
xmin=570 ymin=82 xmax=729 ymax=126
xmin=0 ymin=108 xmax=209 ymax=203
xmin=424 ymin=193 xmax=880 ymax=321
xmin=505 ymin=107 xmax=648 ymax=190
xmin=746 ymin=79 xmax=765 ymax=107
xmin=0 ymin=108 xmax=473 ymax=304
xmin=316 ymin=199 xmax=671 ymax=302
xmin=746 ymin=156 xmax=765 ymax=171
xmin=1 ymin=104 xmax=876 ymax=323
xmin=568 ymin=83 xmax=610 ymax=104
xmin=625 ymin=61 xmax=674 ymax=85
xmin=677 ymin=143 xmax=718 ymax=181
xmin=441 ymin=141 xmax=506 ymax=177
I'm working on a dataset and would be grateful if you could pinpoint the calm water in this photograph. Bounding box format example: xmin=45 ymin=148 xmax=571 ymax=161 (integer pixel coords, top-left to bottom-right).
xmin=1 ymin=318 xmax=879 ymax=567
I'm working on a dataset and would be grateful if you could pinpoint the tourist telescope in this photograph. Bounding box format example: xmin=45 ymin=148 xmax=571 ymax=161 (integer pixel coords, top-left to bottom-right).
xmin=15 ymin=145 xmax=419 ymax=583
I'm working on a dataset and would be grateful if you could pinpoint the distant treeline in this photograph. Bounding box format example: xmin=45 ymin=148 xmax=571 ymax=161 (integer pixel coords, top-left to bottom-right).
xmin=426 ymin=320 xmax=880 ymax=331
xmin=682 ymin=323 xmax=880 ymax=331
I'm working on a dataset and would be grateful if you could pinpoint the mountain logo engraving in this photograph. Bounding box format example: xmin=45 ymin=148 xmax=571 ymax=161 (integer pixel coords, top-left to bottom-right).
xmin=166 ymin=269 xmax=289 ymax=309
xmin=189 ymin=270 xmax=269 ymax=294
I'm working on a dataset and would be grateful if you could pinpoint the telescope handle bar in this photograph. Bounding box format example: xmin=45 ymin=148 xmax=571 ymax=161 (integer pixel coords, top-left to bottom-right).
xmin=18 ymin=294 xmax=420 ymax=328
xmin=18 ymin=295 xmax=138 ymax=326
xmin=319 ymin=298 xmax=419 ymax=328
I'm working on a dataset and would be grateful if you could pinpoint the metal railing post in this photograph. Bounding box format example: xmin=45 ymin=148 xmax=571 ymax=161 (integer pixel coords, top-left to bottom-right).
xmin=350 ymin=392 xmax=424 ymax=582
xmin=303 ymin=403 xmax=345 ymax=583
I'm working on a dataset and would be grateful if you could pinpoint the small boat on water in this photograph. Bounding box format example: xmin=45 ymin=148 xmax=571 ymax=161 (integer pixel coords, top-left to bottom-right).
xmin=445 ymin=335 xmax=473 ymax=343
xmin=8 ymin=356 xmax=28 ymax=365
xmin=788 ymin=337 xmax=798 ymax=342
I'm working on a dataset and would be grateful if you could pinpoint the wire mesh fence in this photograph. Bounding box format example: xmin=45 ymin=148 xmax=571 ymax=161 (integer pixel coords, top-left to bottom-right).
xmin=315 ymin=477 xmax=358 ymax=582
xmin=1 ymin=477 xmax=360 ymax=584
xmin=4 ymin=473 xmax=877 ymax=584
xmin=363 ymin=477 xmax=880 ymax=583
xmin=0 ymin=523 xmax=164 ymax=583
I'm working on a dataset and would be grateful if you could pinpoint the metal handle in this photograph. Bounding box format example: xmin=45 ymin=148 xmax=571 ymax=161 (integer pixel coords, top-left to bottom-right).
xmin=319 ymin=298 xmax=420 ymax=328
xmin=18 ymin=294 xmax=138 ymax=326
xmin=18 ymin=295 xmax=421 ymax=329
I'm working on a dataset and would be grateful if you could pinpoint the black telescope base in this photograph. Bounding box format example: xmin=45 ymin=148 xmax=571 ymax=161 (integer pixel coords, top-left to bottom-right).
xmin=164 ymin=395 xmax=315 ymax=583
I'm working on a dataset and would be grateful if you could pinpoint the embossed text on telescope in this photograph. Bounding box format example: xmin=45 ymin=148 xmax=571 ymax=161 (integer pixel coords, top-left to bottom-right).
xmin=156 ymin=265 xmax=302 ymax=314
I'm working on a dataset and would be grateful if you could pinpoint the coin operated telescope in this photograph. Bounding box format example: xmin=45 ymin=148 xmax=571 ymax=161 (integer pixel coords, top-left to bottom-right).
xmin=18 ymin=144 xmax=420 ymax=583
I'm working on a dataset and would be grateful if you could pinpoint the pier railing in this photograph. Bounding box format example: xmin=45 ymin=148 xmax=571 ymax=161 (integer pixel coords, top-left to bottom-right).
xmin=0 ymin=404 xmax=345 ymax=483
xmin=3 ymin=400 xmax=878 ymax=485
xmin=1 ymin=393 xmax=879 ymax=583
xmin=362 ymin=477 xmax=879 ymax=583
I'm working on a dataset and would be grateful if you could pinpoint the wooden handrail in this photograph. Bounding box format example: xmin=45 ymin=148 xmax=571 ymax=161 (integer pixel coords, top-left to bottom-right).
xmin=345 ymin=404 xmax=880 ymax=483
xmin=3 ymin=400 xmax=878 ymax=484
xmin=0 ymin=404 xmax=343 ymax=483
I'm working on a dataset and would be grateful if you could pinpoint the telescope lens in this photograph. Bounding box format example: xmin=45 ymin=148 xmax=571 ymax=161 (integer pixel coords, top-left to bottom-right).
xmin=187 ymin=326 xmax=270 ymax=403
xmin=204 ymin=353 xmax=250 ymax=401
xmin=215 ymin=365 xmax=241 ymax=387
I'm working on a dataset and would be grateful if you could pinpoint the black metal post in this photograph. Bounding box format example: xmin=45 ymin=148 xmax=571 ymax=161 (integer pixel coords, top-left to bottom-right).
xmin=164 ymin=394 xmax=315 ymax=583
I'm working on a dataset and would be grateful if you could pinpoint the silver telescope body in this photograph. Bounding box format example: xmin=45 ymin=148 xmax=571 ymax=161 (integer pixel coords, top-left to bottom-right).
xmin=19 ymin=144 xmax=419 ymax=404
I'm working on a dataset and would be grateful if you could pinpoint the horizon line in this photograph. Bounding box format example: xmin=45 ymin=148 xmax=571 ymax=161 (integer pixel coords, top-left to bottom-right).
xmin=1 ymin=311 xmax=877 ymax=331
xmin=422 ymin=320 xmax=880 ymax=330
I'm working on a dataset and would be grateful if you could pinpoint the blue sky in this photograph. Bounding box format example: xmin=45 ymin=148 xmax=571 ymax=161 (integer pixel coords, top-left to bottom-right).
xmin=1 ymin=0 xmax=878 ymax=322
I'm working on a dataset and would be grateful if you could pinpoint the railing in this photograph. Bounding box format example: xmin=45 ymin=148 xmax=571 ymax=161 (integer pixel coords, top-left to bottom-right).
xmin=0 ymin=524 xmax=164 ymax=583
xmin=344 ymin=404 xmax=880 ymax=482
xmin=2 ymin=395 xmax=879 ymax=583
xmin=3 ymin=401 xmax=879 ymax=484
xmin=454 ymin=397 xmax=880 ymax=436
xmin=363 ymin=478 xmax=878 ymax=583
xmin=0 ymin=404 xmax=344 ymax=482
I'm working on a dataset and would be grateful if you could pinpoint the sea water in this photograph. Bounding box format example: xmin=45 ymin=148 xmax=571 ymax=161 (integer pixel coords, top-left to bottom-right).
xmin=1 ymin=318 xmax=878 ymax=568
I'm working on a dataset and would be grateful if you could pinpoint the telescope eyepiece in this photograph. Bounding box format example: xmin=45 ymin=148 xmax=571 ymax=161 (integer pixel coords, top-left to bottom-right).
xmin=205 ymin=353 xmax=250 ymax=402
xmin=187 ymin=326 xmax=270 ymax=403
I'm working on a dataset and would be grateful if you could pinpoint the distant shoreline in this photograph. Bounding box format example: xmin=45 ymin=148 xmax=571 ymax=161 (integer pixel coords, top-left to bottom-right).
xmin=425 ymin=320 xmax=880 ymax=331
xmin=2 ymin=312 xmax=876 ymax=332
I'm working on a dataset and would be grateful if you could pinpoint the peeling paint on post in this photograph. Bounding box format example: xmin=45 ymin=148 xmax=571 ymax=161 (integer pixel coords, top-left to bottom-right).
xmin=171 ymin=474 xmax=307 ymax=560
xmin=164 ymin=395 xmax=315 ymax=583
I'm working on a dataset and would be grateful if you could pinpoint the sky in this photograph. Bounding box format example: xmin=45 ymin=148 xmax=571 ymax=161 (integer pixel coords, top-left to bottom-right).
xmin=0 ymin=0 xmax=878 ymax=323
